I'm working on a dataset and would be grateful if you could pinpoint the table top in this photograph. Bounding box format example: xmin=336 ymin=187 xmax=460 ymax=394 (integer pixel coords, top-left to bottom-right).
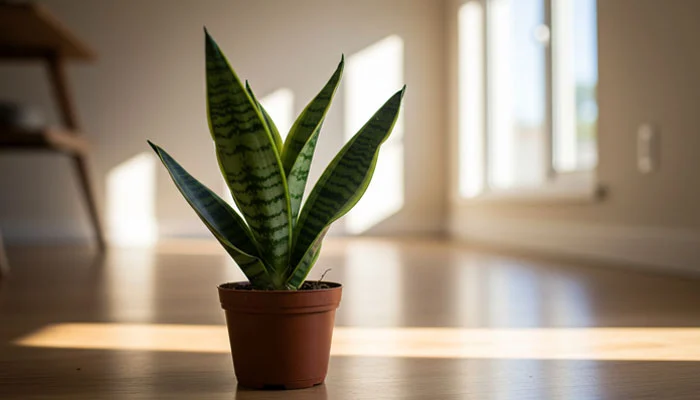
xmin=0 ymin=3 xmax=94 ymax=60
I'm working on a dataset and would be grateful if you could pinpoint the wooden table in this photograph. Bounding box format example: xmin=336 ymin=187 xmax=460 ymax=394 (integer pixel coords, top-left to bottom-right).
xmin=0 ymin=3 xmax=106 ymax=266
xmin=0 ymin=230 xmax=7 ymax=278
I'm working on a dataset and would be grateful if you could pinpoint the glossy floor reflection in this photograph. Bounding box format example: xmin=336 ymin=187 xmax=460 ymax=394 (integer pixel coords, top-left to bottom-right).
xmin=1 ymin=238 xmax=700 ymax=399
xmin=15 ymin=323 xmax=700 ymax=361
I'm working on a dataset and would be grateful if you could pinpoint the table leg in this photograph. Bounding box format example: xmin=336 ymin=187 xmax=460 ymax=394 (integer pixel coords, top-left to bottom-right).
xmin=0 ymin=230 xmax=9 ymax=278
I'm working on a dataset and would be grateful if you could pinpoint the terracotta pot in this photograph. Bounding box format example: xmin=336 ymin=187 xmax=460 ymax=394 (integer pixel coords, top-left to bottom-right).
xmin=218 ymin=281 xmax=342 ymax=390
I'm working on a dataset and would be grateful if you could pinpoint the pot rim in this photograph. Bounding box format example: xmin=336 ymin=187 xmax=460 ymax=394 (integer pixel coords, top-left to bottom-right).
xmin=218 ymin=280 xmax=342 ymax=293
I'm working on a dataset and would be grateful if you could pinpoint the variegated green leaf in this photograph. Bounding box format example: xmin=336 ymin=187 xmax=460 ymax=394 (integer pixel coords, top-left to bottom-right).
xmin=287 ymin=127 xmax=320 ymax=222
xmin=290 ymin=87 xmax=405 ymax=269
xmin=148 ymin=141 xmax=272 ymax=288
xmin=245 ymin=81 xmax=284 ymax=153
xmin=205 ymin=31 xmax=292 ymax=281
xmin=209 ymin=223 xmax=272 ymax=290
xmin=282 ymin=57 xmax=343 ymax=221
xmin=281 ymin=56 xmax=343 ymax=174
xmin=286 ymin=228 xmax=327 ymax=289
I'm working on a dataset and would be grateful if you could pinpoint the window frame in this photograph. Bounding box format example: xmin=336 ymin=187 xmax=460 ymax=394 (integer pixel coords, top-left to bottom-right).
xmin=457 ymin=0 xmax=601 ymax=203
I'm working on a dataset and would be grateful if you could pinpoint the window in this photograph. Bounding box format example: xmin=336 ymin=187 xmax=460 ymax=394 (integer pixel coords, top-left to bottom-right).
xmin=458 ymin=0 xmax=598 ymax=198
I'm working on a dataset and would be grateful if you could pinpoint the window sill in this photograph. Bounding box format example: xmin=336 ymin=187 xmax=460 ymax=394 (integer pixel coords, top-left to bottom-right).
xmin=458 ymin=172 xmax=605 ymax=205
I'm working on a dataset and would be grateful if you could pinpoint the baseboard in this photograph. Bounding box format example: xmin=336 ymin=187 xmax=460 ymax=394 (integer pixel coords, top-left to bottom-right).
xmin=1 ymin=218 xmax=218 ymax=245
xmin=157 ymin=219 xmax=210 ymax=239
xmin=1 ymin=216 xmax=447 ymax=246
xmin=0 ymin=221 xmax=90 ymax=245
xmin=450 ymin=216 xmax=700 ymax=276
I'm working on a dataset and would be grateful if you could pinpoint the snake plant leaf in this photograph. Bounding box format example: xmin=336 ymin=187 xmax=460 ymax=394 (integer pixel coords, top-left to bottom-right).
xmin=148 ymin=141 xmax=272 ymax=288
xmin=281 ymin=56 xmax=343 ymax=175
xmin=245 ymin=81 xmax=284 ymax=153
xmin=287 ymin=126 xmax=321 ymax=222
xmin=290 ymin=87 xmax=405 ymax=269
xmin=205 ymin=31 xmax=292 ymax=279
xmin=281 ymin=57 xmax=344 ymax=221
xmin=207 ymin=221 xmax=272 ymax=289
xmin=285 ymin=228 xmax=327 ymax=289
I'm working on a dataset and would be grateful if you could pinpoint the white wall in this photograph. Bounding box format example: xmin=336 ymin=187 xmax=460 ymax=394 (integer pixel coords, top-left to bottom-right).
xmin=0 ymin=0 xmax=447 ymax=243
xmin=446 ymin=0 xmax=700 ymax=272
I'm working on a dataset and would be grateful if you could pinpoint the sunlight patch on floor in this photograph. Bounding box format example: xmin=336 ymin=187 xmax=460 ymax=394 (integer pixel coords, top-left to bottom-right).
xmin=14 ymin=323 xmax=700 ymax=361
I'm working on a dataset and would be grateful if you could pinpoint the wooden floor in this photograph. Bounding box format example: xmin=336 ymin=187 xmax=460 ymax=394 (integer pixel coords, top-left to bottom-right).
xmin=1 ymin=238 xmax=700 ymax=399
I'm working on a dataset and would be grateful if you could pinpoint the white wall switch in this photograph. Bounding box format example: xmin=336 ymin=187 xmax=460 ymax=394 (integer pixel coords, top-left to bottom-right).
xmin=637 ymin=123 xmax=659 ymax=173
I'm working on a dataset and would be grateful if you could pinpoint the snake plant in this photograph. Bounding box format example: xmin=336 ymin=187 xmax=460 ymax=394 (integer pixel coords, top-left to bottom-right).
xmin=148 ymin=31 xmax=405 ymax=290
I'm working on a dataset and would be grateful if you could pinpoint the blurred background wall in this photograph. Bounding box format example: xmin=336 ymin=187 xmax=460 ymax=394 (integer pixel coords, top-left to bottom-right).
xmin=1 ymin=0 xmax=699 ymax=273
xmin=0 ymin=0 xmax=447 ymax=243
